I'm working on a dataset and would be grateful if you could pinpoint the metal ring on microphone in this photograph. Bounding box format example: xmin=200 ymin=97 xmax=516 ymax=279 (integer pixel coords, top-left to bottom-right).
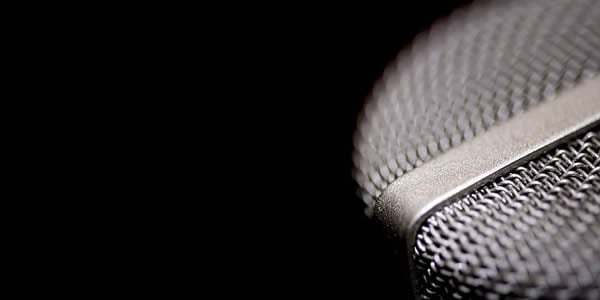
xmin=375 ymin=76 xmax=600 ymax=251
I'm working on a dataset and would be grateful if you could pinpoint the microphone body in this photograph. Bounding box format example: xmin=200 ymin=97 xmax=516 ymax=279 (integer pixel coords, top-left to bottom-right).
xmin=353 ymin=1 xmax=600 ymax=299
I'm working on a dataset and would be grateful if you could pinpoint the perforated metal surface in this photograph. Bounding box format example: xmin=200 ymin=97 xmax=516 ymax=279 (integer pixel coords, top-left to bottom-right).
xmin=413 ymin=128 xmax=600 ymax=299
xmin=353 ymin=0 xmax=600 ymax=216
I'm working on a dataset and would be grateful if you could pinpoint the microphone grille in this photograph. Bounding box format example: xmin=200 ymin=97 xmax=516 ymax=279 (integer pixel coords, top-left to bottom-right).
xmin=414 ymin=127 xmax=600 ymax=299
xmin=353 ymin=0 xmax=600 ymax=216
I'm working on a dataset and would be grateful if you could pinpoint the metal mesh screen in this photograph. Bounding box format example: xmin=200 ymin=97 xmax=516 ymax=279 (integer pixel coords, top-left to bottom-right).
xmin=413 ymin=127 xmax=600 ymax=299
xmin=352 ymin=0 xmax=600 ymax=298
xmin=353 ymin=0 xmax=600 ymax=216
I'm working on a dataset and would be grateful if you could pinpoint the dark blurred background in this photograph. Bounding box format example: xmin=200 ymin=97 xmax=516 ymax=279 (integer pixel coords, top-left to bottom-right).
xmin=8 ymin=1 xmax=478 ymax=296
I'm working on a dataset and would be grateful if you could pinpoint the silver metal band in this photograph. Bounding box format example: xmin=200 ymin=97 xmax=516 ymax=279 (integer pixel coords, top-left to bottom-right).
xmin=375 ymin=77 xmax=600 ymax=246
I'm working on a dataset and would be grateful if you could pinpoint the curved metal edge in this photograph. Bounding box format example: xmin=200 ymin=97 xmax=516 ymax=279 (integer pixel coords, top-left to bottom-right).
xmin=374 ymin=77 xmax=600 ymax=298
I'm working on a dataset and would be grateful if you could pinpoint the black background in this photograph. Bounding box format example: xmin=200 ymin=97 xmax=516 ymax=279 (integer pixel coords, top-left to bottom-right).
xmin=9 ymin=0 xmax=477 ymax=296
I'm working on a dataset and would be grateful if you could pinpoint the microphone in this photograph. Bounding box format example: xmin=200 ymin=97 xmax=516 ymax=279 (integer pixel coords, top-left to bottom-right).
xmin=353 ymin=1 xmax=600 ymax=299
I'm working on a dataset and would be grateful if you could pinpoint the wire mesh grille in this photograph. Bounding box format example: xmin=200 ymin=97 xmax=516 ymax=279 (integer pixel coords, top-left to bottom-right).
xmin=413 ymin=127 xmax=600 ymax=299
xmin=353 ymin=0 xmax=600 ymax=216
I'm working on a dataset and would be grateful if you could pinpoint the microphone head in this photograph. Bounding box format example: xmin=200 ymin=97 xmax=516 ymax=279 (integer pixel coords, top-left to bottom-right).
xmin=353 ymin=1 xmax=600 ymax=299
